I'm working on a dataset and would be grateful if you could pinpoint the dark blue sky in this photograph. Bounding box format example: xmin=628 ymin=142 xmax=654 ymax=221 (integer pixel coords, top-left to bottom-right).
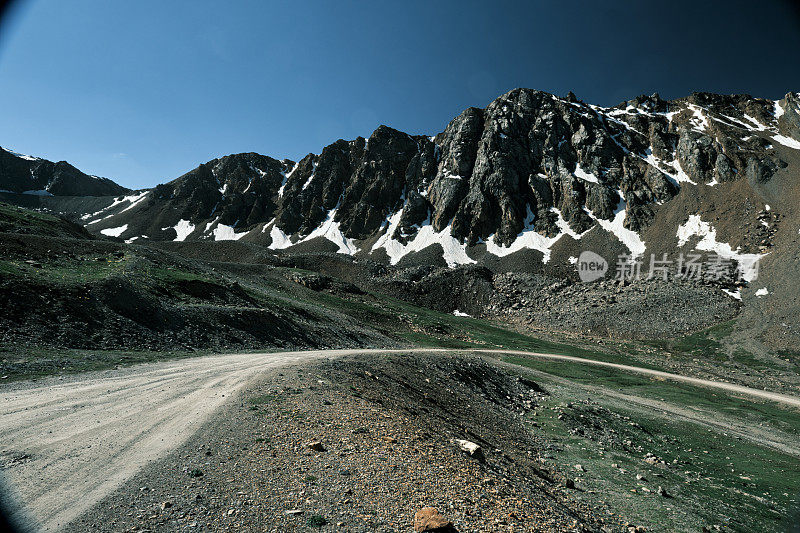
xmin=1 ymin=0 xmax=799 ymax=189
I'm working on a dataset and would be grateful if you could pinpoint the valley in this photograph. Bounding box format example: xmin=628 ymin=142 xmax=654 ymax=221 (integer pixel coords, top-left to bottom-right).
xmin=1 ymin=87 xmax=799 ymax=532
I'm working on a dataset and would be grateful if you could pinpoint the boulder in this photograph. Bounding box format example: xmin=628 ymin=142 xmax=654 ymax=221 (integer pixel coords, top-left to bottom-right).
xmin=414 ymin=507 xmax=455 ymax=532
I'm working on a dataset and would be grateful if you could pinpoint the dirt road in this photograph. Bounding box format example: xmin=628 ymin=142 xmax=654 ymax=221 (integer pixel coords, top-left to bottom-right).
xmin=1 ymin=348 xmax=798 ymax=531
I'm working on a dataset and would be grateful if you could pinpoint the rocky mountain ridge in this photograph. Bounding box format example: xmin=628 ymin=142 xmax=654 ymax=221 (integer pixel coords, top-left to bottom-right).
xmin=4 ymin=89 xmax=800 ymax=279
xmin=0 ymin=147 xmax=130 ymax=197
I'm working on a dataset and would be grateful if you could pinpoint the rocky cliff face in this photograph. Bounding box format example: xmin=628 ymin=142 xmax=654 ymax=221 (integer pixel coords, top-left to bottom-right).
xmin=29 ymin=89 xmax=800 ymax=275
xmin=0 ymin=147 xmax=130 ymax=197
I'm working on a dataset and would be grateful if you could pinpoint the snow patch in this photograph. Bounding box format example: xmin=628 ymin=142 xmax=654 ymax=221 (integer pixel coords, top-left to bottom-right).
xmin=213 ymin=223 xmax=248 ymax=241
xmin=771 ymin=134 xmax=800 ymax=150
xmin=573 ymin=163 xmax=599 ymax=183
xmin=118 ymin=191 xmax=149 ymax=213
xmin=485 ymin=225 xmax=561 ymax=262
xmin=774 ymin=100 xmax=785 ymax=120
xmin=84 ymin=191 xmax=149 ymax=222
xmin=6 ymin=149 xmax=38 ymax=161
xmin=100 ymin=224 xmax=128 ymax=237
xmin=452 ymin=310 xmax=471 ymax=317
xmin=742 ymin=114 xmax=768 ymax=131
xmin=301 ymin=162 xmax=318 ymax=191
xmin=162 ymin=219 xmax=195 ymax=242
xmin=204 ymin=216 xmax=220 ymax=234
xmin=552 ymin=208 xmax=590 ymax=240
xmin=586 ymin=199 xmax=646 ymax=258
xmin=268 ymin=225 xmax=293 ymax=250
xmin=676 ymin=215 xmax=764 ymax=282
xmin=721 ymin=288 xmax=742 ymax=300
xmin=755 ymin=287 xmax=769 ymax=297
xmin=278 ymin=162 xmax=299 ymax=197
xmin=687 ymin=104 xmax=710 ymax=132
xmin=483 ymin=207 xmax=591 ymax=263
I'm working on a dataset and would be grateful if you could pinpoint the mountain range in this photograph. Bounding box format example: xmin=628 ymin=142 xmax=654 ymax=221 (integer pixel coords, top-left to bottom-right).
xmin=2 ymin=88 xmax=799 ymax=351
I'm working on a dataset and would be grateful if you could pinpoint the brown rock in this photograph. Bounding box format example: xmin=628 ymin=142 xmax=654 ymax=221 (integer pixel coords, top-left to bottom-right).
xmin=414 ymin=507 xmax=454 ymax=532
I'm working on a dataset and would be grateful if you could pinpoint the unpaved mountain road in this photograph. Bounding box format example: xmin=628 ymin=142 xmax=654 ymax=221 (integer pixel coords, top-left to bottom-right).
xmin=1 ymin=348 xmax=798 ymax=532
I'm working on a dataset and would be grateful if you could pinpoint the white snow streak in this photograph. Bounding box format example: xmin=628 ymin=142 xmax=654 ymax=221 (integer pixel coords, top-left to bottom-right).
xmin=687 ymin=104 xmax=710 ymax=132
xmin=771 ymin=134 xmax=800 ymax=150
xmin=774 ymin=100 xmax=785 ymax=120
xmin=118 ymin=191 xmax=149 ymax=213
xmin=676 ymin=215 xmax=764 ymax=282
xmin=278 ymin=162 xmax=299 ymax=198
xmin=484 ymin=207 xmax=590 ymax=263
xmin=84 ymin=191 xmax=149 ymax=223
xmin=298 ymin=208 xmax=359 ymax=255
xmin=371 ymin=211 xmax=475 ymax=267
xmin=6 ymin=149 xmax=38 ymax=161
xmin=586 ymin=198 xmax=646 ymax=258
xmin=721 ymin=288 xmax=742 ymax=300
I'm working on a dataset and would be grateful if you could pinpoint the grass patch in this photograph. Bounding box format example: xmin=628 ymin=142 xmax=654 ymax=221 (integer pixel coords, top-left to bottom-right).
xmin=519 ymin=370 xmax=800 ymax=532
xmin=0 ymin=257 xmax=129 ymax=284
xmin=0 ymin=347 xmax=203 ymax=382
xmin=648 ymin=320 xmax=735 ymax=361
xmin=505 ymin=356 xmax=800 ymax=437
xmin=307 ymin=288 xmax=649 ymax=367
xmin=307 ymin=515 xmax=327 ymax=527
xmin=247 ymin=393 xmax=283 ymax=405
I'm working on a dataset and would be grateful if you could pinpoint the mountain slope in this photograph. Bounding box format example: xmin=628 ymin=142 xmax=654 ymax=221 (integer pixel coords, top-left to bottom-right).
xmin=0 ymin=147 xmax=130 ymax=197
xmin=4 ymin=89 xmax=800 ymax=354
xmin=78 ymin=90 xmax=798 ymax=273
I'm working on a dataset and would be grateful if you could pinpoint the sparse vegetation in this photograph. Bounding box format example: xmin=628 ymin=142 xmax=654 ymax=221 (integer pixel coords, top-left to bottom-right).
xmin=307 ymin=514 xmax=327 ymax=527
xmin=514 ymin=364 xmax=800 ymax=532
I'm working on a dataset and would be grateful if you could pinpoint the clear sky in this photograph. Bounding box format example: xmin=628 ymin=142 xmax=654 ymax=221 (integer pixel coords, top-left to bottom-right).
xmin=1 ymin=0 xmax=799 ymax=189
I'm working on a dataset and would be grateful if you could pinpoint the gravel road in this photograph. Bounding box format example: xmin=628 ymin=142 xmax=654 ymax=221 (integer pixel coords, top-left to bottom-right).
xmin=2 ymin=347 xmax=797 ymax=531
